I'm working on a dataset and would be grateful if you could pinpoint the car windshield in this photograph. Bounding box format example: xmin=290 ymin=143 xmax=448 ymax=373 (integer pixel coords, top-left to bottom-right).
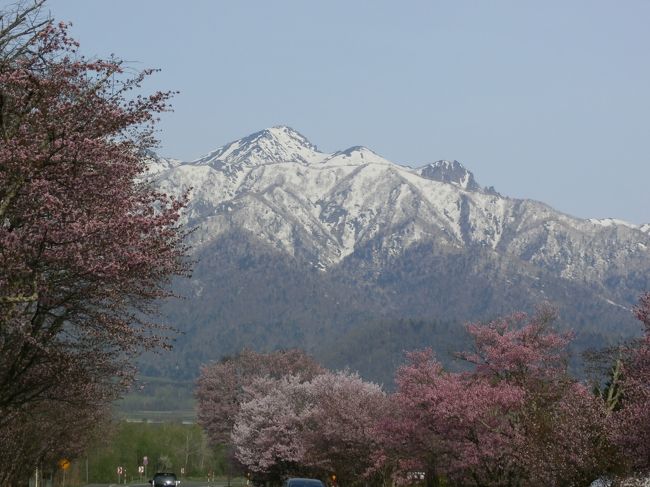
xmin=154 ymin=474 xmax=177 ymax=483
xmin=286 ymin=480 xmax=324 ymax=487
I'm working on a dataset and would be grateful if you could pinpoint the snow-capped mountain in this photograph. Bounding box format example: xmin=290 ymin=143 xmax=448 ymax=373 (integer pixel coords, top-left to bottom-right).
xmin=149 ymin=126 xmax=650 ymax=383
xmin=154 ymin=125 xmax=649 ymax=287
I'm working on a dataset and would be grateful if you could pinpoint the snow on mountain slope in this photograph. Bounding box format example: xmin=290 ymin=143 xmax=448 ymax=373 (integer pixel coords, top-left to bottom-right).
xmin=151 ymin=126 xmax=650 ymax=286
xmin=589 ymin=218 xmax=650 ymax=235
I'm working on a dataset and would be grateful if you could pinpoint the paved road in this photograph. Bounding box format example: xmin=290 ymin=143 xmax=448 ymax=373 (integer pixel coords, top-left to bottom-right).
xmin=97 ymin=480 xmax=246 ymax=487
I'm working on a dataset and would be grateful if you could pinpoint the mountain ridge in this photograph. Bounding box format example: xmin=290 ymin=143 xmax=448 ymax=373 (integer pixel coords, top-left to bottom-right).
xmin=144 ymin=126 xmax=649 ymax=384
xmin=153 ymin=126 xmax=649 ymax=282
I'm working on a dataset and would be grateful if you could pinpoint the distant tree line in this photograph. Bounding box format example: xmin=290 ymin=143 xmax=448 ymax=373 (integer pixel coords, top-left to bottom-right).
xmin=196 ymin=297 xmax=650 ymax=487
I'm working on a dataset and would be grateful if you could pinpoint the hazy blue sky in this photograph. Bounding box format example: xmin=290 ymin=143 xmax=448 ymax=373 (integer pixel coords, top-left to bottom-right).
xmin=39 ymin=1 xmax=650 ymax=223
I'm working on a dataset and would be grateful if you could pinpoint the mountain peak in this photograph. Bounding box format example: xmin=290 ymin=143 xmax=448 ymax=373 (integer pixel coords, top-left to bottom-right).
xmin=418 ymin=160 xmax=481 ymax=192
xmin=193 ymin=126 xmax=322 ymax=168
xmin=262 ymin=125 xmax=315 ymax=149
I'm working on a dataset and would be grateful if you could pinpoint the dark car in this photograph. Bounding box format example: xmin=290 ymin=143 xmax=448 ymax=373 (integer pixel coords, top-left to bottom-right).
xmin=150 ymin=473 xmax=179 ymax=487
xmin=283 ymin=478 xmax=325 ymax=487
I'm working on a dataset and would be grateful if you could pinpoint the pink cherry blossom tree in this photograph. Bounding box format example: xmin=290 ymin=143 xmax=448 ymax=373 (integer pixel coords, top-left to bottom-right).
xmin=0 ymin=377 xmax=112 ymax=486
xmin=462 ymin=309 xmax=614 ymax=486
xmin=196 ymin=349 xmax=323 ymax=447
xmin=0 ymin=2 xmax=189 ymax=483
xmin=610 ymin=293 xmax=650 ymax=473
xmin=380 ymin=309 xmax=615 ymax=487
xmin=230 ymin=369 xmax=388 ymax=486
xmin=232 ymin=375 xmax=313 ymax=483
xmin=379 ymin=349 xmax=526 ymax=487
xmin=303 ymin=370 xmax=388 ymax=486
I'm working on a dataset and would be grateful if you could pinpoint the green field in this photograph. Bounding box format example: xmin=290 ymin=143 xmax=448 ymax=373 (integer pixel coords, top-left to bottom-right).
xmin=116 ymin=375 xmax=197 ymax=422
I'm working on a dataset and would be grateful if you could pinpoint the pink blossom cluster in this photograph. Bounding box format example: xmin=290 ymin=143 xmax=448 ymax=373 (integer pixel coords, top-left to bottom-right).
xmin=231 ymin=370 xmax=387 ymax=486
xmin=198 ymin=301 xmax=650 ymax=487
xmin=197 ymin=350 xmax=386 ymax=485
xmin=610 ymin=293 xmax=650 ymax=472
xmin=0 ymin=4 xmax=189 ymax=483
